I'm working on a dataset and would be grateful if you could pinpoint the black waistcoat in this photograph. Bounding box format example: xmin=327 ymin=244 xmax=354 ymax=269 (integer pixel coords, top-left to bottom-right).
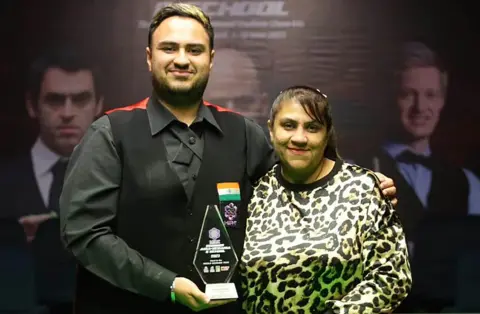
xmin=74 ymin=105 xmax=252 ymax=314
xmin=3 ymin=155 xmax=76 ymax=304
xmin=358 ymin=150 xmax=469 ymax=238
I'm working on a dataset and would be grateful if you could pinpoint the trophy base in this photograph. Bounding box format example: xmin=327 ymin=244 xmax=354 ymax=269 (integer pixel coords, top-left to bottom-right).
xmin=205 ymin=283 xmax=238 ymax=300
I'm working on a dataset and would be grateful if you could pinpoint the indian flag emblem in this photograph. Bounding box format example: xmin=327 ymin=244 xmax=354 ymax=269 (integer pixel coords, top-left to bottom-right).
xmin=217 ymin=182 xmax=241 ymax=201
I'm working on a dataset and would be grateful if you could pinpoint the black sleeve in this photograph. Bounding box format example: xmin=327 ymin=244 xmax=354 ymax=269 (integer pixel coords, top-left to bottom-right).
xmin=59 ymin=115 xmax=177 ymax=302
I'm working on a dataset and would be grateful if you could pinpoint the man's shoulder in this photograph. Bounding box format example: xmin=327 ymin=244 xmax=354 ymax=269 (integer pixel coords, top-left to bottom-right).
xmin=204 ymin=101 xmax=247 ymax=122
xmin=100 ymin=98 xmax=151 ymax=131
xmin=100 ymin=98 xmax=148 ymax=128
xmin=205 ymin=102 xmax=266 ymax=135
xmin=203 ymin=101 xmax=238 ymax=114
xmin=105 ymin=98 xmax=149 ymax=116
xmin=90 ymin=115 xmax=112 ymax=129
xmin=204 ymin=101 xmax=257 ymax=133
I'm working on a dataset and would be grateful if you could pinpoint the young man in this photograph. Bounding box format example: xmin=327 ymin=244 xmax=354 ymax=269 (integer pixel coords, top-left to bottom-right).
xmin=59 ymin=3 xmax=397 ymax=314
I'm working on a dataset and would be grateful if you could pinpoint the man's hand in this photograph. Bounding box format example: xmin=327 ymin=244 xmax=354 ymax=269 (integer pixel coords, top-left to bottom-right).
xmin=174 ymin=277 xmax=233 ymax=311
xmin=374 ymin=172 xmax=398 ymax=206
xmin=18 ymin=211 xmax=57 ymax=243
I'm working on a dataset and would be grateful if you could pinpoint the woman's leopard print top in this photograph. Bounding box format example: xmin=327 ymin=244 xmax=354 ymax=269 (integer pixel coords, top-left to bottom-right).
xmin=240 ymin=160 xmax=412 ymax=314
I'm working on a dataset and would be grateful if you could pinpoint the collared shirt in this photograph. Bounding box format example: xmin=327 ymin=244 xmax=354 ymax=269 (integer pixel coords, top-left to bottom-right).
xmin=31 ymin=137 xmax=63 ymax=207
xmin=147 ymin=96 xmax=222 ymax=199
xmin=59 ymin=96 xmax=276 ymax=303
xmin=382 ymin=142 xmax=480 ymax=215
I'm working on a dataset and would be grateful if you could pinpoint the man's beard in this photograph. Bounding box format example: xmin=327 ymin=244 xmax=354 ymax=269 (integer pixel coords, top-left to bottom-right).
xmin=151 ymin=72 xmax=209 ymax=107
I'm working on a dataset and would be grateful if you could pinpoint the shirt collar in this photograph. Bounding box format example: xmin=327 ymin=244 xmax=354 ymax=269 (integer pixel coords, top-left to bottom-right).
xmin=383 ymin=142 xmax=432 ymax=159
xmin=146 ymin=95 xmax=223 ymax=136
xmin=31 ymin=137 xmax=62 ymax=177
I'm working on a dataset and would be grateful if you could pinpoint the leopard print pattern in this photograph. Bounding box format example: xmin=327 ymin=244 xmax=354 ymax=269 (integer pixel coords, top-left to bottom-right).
xmin=240 ymin=161 xmax=412 ymax=314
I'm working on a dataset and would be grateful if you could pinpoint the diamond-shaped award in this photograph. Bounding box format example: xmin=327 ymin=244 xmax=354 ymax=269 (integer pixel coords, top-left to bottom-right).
xmin=193 ymin=205 xmax=239 ymax=300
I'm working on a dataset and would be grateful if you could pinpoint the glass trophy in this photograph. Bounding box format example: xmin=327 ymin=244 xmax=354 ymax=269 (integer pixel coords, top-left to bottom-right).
xmin=193 ymin=205 xmax=239 ymax=300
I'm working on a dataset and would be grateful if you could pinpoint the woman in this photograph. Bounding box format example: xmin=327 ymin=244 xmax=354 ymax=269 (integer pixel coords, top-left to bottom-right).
xmin=240 ymin=86 xmax=412 ymax=314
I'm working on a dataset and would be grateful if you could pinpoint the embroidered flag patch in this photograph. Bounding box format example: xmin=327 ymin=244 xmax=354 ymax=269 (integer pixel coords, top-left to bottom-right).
xmin=217 ymin=182 xmax=241 ymax=202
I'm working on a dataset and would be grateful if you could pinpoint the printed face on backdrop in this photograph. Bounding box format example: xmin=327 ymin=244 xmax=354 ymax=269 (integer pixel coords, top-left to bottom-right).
xmin=146 ymin=16 xmax=214 ymax=101
xmin=397 ymin=66 xmax=445 ymax=140
xmin=268 ymin=99 xmax=329 ymax=183
xmin=26 ymin=68 xmax=103 ymax=157
xmin=203 ymin=48 xmax=269 ymax=123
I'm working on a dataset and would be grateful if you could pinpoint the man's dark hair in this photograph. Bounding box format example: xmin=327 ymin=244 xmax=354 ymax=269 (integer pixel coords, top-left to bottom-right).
xmin=148 ymin=3 xmax=214 ymax=50
xmin=27 ymin=47 xmax=102 ymax=107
